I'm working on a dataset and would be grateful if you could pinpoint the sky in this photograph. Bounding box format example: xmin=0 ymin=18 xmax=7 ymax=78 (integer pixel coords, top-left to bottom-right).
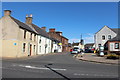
xmin=1 ymin=2 xmax=118 ymax=44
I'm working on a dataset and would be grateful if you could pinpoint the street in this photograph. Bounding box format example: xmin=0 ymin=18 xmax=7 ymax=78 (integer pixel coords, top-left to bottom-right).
xmin=2 ymin=53 xmax=119 ymax=79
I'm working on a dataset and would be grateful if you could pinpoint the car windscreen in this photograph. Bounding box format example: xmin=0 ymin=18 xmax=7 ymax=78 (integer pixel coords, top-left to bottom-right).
xmin=73 ymin=48 xmax=79 ymax=51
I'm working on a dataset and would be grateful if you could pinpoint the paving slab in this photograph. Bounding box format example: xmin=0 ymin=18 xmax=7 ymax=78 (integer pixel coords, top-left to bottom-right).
xmin=75 ymin=53 xmax=119 ymax=65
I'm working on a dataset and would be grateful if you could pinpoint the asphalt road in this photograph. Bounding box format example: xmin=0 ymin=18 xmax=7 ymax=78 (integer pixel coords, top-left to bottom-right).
xmin=1 ymin=53 xmax=119 ymax=80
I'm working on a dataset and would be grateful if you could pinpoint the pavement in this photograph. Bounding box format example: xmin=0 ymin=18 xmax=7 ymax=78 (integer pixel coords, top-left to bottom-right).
xmin=74 ymin=53 xmax=119 ymax=65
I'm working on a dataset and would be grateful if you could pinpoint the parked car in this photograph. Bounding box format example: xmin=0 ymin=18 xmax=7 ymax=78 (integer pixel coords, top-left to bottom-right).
xmin=70 ymin=49 xmax=73 ymax=52
xmin=71 ymin=47 xmax=80 ymax=54
xmin=84 ymin=48 xmax=94 ymax=53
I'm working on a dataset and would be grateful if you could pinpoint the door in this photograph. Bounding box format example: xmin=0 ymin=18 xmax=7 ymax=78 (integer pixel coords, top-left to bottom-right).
xmin=30 ymin=44 xmax=32 ymax=56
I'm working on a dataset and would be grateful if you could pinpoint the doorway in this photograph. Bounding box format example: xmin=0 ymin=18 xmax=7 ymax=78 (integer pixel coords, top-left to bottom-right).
xmin=29 ymin=44 xmax=32 ymax=56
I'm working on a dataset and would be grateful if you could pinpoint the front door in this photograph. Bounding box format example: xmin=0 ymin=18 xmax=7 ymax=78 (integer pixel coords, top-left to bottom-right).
xmin=30 ymin=44 xmax=32 ymax=56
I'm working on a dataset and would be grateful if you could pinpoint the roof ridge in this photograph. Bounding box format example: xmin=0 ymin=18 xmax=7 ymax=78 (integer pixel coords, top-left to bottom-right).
xmin=31 ymin=23 xmax=50 ymax=39
xmin=10 ymin=16 xmax=36 ymax=33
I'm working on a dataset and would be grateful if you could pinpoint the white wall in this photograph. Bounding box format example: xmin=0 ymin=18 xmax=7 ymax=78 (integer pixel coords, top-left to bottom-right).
xmin=52 ymin=41 xmax=62 ymax=53
xmin=37 ymin=35 xmax=52 ymax=54
xmin=109 ymin=43 xmax=120 ymax=51
xmin=95 ymin=26 xmax=117 ymax=49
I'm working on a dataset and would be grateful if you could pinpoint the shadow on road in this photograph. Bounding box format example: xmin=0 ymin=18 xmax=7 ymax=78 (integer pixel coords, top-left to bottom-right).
xmin=44 ymin=64 xmax=71 ymax=80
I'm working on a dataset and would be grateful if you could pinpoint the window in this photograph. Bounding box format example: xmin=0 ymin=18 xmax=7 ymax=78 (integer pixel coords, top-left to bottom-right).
xmin=108 ymin=35 xmax=111 ymax=39
xmin=39 ymin=39 xmax=41 ymax=43
xmin=23 ymin=43 xmax=26 ymax=52
xmin=115 ymin=43 xmax=119 ymax=49
xmin=39 ymin=46 xmax=41 ymax=52
xmin=102 ymin=35 xmax=105 ymax=40
xmin=98 ymin=44 xmax=101 ymax=47
xmin=34 ymin=45 xmax=36 ymax=52
xmin=24 ymin=30 xmax=26 ymax=39
xmin=30 ymin=33 xmax=32 ymax=40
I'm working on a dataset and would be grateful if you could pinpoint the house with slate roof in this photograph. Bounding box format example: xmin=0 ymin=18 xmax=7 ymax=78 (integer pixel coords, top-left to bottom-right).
xmin=105 ymin=34 xmax=120 ymax=54
xmin=0 ymin=10 xmax=38 ymax=58
xmin=25 ymin=15 xmax=52 ymax=54
xmin=95 ymin=25 xmax=120 ymax=54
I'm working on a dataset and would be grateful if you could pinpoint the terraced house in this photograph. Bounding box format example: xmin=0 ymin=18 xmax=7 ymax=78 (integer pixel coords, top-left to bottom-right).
xmin=0 ymin=10 xmax=38 ymax=58
xmin=25 ymin=15 xmax=52 ymax=54
xmin=0 ymin=10 xmax=70 ymax=58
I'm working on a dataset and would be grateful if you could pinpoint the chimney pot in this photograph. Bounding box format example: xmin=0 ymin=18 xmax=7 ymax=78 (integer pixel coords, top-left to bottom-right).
xmin=30 ymin=14 xmax=33 ymax=17
xmin=26 ymin=14 xmax=28 ymax=17
xmin=4 ymin=10 xmax=11 ymax=16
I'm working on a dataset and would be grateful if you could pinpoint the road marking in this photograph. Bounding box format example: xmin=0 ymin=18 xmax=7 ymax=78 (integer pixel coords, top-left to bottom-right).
xmin=73 ymin=73 xmax=118 ymax=77
xmin=19 ymin=65 xmax=66 ymax=71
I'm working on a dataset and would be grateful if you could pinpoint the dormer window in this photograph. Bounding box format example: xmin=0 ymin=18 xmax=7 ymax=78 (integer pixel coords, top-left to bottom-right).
xmin=108 ymin=35 xmax=111 ymax=39
xmin=102 ymin=35 xmax=105 ymax=40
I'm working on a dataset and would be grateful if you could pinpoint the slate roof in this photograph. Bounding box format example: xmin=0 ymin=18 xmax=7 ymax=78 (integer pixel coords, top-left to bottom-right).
xmin=61 ymin=36 xmax=68 ymax=40
xmin=50 ymin=37 xmax=60 ymax=43
xmin=108 ymin=34 xmax=120 ymax=41
xmin=72 ymin=43 xmax=79 ymax=46
xmin=31 ymin=24 xmax=50 ymax=39
xmin=85 ymin=43 xmax=94 ymax=48
xmin=10 ymin=16 xmax=36 ymax=33
xmin=111 ymin=28 xmax=120 ymax=34
xmin=95 ymin=26 xmax=120 ymax=35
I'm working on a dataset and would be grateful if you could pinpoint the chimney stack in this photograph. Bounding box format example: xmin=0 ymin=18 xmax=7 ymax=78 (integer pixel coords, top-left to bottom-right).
xmin=56 ymin=31 xmax=62 ymax=36
xmin=4 ymin=10 xmax=11 ymax=16
xmin=49 ymin=28 xmax=55 ymax=32
xmin=41 ymin=27 xmax=46 ymax=31
xmin=26 ymin=14 xmax=33 ymax=25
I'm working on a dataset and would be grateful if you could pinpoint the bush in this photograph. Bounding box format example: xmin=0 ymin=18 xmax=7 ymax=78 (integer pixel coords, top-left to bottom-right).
xmin=106 ymin=54 xmax=119 ymax=59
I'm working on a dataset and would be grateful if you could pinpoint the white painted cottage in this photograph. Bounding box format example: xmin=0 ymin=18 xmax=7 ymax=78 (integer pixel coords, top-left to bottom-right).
xmin=51 ymin=38 xmax=62 ymax=53
xmin=25 ymin=15 xmax=52 ymax=55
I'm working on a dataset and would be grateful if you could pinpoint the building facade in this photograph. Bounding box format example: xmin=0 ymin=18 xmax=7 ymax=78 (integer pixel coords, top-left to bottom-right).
xmin=105 ymin=35 xmax=120 ymax=54
xmin=95 ymin=26 xmax=118 ymax=50
xmin=95 ymin=25 xmax=120 ymax=54
xmin=0 ymin=10 xmax=37 ymax=58
xmin=48 ymin=28 xmax=69 ymax=52
xmin=25 ymin=15 xmax=52 ymax=55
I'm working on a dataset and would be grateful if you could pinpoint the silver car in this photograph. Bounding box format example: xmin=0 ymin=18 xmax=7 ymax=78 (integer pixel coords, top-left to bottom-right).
xmin=71 ymin=48 xmax=80 ymax=54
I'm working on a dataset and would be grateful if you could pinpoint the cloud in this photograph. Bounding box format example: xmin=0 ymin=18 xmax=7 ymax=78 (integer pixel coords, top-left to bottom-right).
xmin=69 ymin=39 xmax=80 ymax=43
xmin=84 ymin=36 xmax=94 ymax=44
xmin=69 ymin=33 xmax=94 ymax=44
xmin=83 ymin=33 xmax=94 ymax=44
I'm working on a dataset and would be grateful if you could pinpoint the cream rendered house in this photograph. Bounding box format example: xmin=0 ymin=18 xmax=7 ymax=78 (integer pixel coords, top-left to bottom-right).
xmin=0 ymin=10 xmax=38 ymax=58
xmin=25 ymin=15 xmax=52 ymax=54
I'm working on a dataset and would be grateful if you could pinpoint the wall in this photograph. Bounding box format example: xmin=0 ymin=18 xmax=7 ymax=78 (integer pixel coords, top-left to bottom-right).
xmin=0 ymin=16 xmax=19 ymax=58
xmin=95 ymin=26 xmax=117 ymax=49
xmin=109 ymin=42 xmax=120 ymax=51
xmin=0 ymin=16 xmax=37 ymax=58
xmin=18 ymin=28 xmax=37 ymax=57
xmin=37 ymin=35 xmax=52 ymax=54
